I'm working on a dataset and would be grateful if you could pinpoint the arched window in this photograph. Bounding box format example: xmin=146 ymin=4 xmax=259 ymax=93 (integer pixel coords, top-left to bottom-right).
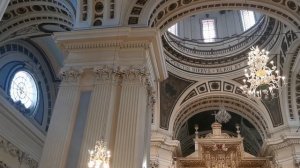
xmin=9 ymin=71 xmax=38 ymax=110
xmin=202 ymin=19 xmax=216 ymax=42
xmin=240 ymin=10 xmax=256 ymax=31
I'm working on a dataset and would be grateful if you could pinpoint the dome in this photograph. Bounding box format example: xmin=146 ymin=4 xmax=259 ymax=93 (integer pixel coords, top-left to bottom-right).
xmin=163 ymin=10 xmax=280 ymax=78
xmin=168 ymin=10 xmax=263 ymax=43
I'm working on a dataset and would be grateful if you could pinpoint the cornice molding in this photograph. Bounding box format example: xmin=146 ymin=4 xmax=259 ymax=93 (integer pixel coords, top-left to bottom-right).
xmin=61 ymin=40 xmax=151 ymax=50
xmin=54 ymin=27 xmax=168 ymax=81
xmin=263 ymin=134 xmax=300 ymax=154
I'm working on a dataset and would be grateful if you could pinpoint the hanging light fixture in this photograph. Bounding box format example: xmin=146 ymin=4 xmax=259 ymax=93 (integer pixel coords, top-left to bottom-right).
xmin=240 ymin=46 xmax=286 ymax=99
xmin=88 ymin=140 xmax=111 ymax=168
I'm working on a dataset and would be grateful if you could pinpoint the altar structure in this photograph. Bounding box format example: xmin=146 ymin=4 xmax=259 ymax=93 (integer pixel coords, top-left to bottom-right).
xmin=176 ymin=122 xmax=272 ymax=168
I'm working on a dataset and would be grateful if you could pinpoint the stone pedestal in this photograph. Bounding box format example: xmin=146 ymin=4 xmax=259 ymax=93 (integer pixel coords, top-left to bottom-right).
xmin=39 ymin=27 xmax=167 ymax=168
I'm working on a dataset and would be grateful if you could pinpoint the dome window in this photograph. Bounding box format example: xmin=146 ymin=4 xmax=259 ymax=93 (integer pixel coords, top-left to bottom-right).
xmin=240 ymin=10 xmax=256 ymax=31
xmin=202 ymin=19 xmax=216 ymax=42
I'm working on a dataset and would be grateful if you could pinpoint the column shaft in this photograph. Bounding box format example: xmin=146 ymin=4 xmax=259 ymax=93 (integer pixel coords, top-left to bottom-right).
xmin=113 ymin=81 xmax=148 ymax=168
xmin=39 ymin=83 xmax=80 ymax=168
xmin=77 ymin=79 xmax=119 ymax=167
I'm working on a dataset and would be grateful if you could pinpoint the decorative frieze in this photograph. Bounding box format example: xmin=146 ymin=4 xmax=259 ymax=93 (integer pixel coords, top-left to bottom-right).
xmin=0 ymin=136 xmax=38 ymax=168
xmin=63 ymin=40 xmax=151 ymax=50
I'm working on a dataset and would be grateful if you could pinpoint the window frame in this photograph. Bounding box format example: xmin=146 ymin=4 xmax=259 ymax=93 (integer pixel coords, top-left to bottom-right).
xmin=201 ymin=18 xmax=217 ymax=43
xmin=240 ymin=10 xmax=256 ymax=31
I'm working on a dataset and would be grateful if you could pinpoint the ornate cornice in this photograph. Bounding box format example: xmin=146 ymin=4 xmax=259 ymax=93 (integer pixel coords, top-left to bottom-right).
xmin=264 ymin=135 xmax=300 ymax=155
xmin=54 ymin=27 xmax=168 ymax=81
xmin=0 ymin=136 xmax=38 ymax=168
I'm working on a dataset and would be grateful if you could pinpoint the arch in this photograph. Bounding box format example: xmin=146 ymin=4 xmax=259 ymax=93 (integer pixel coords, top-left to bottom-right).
xmin=169 ymin=92 xmax=272 ymax=140
xmin=127 ymin=0 xmax=300 ymax=31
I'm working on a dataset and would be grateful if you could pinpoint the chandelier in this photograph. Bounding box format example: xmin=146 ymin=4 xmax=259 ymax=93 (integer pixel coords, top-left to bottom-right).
xmin=240 ymin=46 xmax=285 ymax=99
xmin=215 ymin=105 xmax=231 ymax=123
xmin=88 ymin=140 xmax=111 ymax=168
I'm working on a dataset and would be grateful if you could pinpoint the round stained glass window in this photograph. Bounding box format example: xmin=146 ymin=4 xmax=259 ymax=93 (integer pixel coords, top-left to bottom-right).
xmin=9 ymin=71 xmax=38 ymax=109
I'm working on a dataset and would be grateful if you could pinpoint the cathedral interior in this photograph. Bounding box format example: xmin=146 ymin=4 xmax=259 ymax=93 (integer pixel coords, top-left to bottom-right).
xmin=1 ymin=0 xmax=300 ymax=168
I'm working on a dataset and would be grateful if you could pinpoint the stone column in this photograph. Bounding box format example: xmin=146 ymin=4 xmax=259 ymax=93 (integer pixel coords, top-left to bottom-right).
xmin=0 ymin=0 xmax=9 ymax=21
xmin=39 ymin=69 xmax=82 ymax=168
xmin=45 ymin=27 xmax=167 ymax=168
xmin=112 ymin=66 xmax=153 ymax=168
xmin=77 ymin=66 xmax=121 ymax=168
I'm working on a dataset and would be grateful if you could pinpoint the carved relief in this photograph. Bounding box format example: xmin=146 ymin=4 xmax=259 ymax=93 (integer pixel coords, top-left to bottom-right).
xmin=93 ymin=65 xmax=122 ymax=82
xmin=149 ymin=159 xmax=159 ymax=168
xmin=0 ymin=136 xmax=38 ymax=168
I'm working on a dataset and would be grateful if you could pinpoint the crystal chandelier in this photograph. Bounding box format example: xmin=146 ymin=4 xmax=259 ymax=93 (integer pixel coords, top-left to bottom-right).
xmin=240 ymin=46 xmax=285 ymax=99
xmin=215 ymin=105 xmax=231 ymax=123
xmin=88 ymin=140 xmax=111 ymax=168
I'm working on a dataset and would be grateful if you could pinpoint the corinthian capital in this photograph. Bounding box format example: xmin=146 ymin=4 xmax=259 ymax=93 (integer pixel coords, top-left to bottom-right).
xmin=93 ymin=65 xmax=121 ymax=82
xmin=59 ymin=68 xmax=82 ymax=82
xmin=120 ymin=65 xmax=150 ymax=84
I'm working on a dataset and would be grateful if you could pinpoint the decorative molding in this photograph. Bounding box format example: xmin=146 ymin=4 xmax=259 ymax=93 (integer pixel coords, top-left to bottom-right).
xmin=0 ymin=136 xmax=38 ymax=168
xmin=59 ymin=68 xmax=82 ymax=82
xmin=54 ymin=27 xmax=168 ymax=81
xmin=173 ymin=95 xmax=269 ymax=140
xmin=93 ymin=0 xmax=104 ymax=26
xmin=146 ymin=0 xmax=300 ymax=30
xmin=93 ymin=65 xmax=122 ymax=82
xmin=0 ymin=0 xmax=74 ymax=43
xmin=62 ymin=40 xmax=151 ymax=50
xmin=149 ymin=159 xmax=159 ymax=168
xmin=266 ymin=137 xmax=300 ymax=152
xmin=163 ymin=18 xmax=281 ymax=76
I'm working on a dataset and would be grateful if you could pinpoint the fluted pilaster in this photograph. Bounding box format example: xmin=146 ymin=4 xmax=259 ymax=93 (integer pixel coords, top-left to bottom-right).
xmin=112 ymin=67 xmax=151 ymax=168
xmin=77 ymin=66 xmax=121 ymax=168
xmin=39 ymin=69 xmax=82 ymax=168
